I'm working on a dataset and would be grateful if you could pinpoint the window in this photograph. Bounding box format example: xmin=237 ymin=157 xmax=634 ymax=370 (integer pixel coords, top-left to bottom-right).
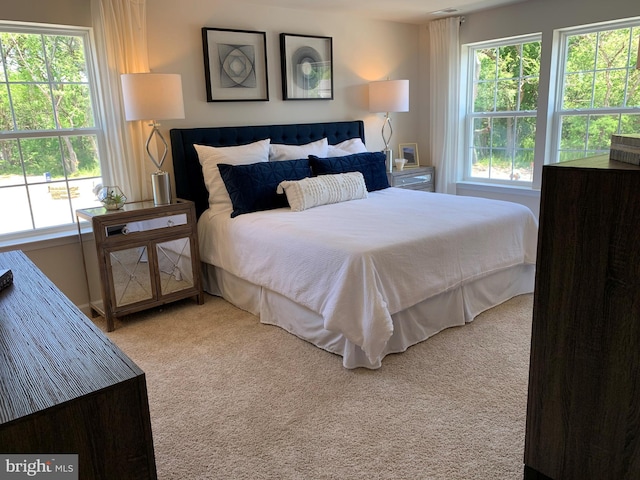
xmin=463 ymin=20 xmax=640 ymax=190
xmin=464 ymin=36 xmax=541 ymax=184
xmin=555 ymin=21 xmax=640 ymax=162
xmin=0 ymin=23 xmax=103 ymax=239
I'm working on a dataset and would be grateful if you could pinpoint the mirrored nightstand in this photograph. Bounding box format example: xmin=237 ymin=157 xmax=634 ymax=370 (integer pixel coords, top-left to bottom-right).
xmin=76 ymin=199 xmax=203 ymax=331
xmin=387 ymin=166 xmax=435 ymax=192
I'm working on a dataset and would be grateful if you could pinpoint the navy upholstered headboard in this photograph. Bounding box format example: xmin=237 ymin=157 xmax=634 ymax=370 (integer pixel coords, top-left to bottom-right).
xmin=170 ymin=120 xmax=365 ymax=219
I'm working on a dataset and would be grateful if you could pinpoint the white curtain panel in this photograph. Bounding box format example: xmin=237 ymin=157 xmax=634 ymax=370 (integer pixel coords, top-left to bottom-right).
xmin=427 ymin=17 xmax=461 ymax=195
xmin=91 ymin=0 xmax=151 ymax=202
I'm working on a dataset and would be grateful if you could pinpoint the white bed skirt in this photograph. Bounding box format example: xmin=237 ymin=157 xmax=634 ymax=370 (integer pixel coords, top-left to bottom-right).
xmin=202 ymin=263 xmax=535 ymax=369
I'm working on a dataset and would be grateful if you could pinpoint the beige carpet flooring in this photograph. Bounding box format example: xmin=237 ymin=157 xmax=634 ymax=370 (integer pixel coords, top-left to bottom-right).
xmin=101 ymin=293 xmax=534 ymax=480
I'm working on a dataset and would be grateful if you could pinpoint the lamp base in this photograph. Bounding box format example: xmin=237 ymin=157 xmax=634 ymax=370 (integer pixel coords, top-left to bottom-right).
xmin=384 ymin=148 xmax=393 ymax=173
xmin=152 ymin=171 xmax=171 ymax=206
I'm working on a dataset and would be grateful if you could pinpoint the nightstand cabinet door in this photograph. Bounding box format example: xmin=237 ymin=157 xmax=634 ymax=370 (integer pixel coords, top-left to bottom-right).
xmin=107 ymin=245 xmax=154 ymax=307
xmin=387 ymin=166 xmax=435 ymax=192
xmin=156 ymin=237 xmax=196 ymax=295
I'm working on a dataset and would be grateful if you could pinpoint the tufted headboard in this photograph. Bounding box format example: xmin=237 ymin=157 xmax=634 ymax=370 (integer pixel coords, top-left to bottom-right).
xmin=170 ymin=120 xmax=365 ymax=219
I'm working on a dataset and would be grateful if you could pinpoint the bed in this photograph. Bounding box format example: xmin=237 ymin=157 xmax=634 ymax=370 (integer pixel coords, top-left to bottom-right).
xmin=170 ymin=120 xmax=537 ymax=369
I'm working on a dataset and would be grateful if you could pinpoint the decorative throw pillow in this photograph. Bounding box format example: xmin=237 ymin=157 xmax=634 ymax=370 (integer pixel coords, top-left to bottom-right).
xmin=327 ymin=137 xmax=368 ymax=156
xmin=269 ymin=138 xmax=328 ymax=161
xmin=309 ymin=151 xmax=390 ymax=192
xmin=194 ymin=139 xmax=271 ymax=214
xmin=218 ymin=158 xmax=312 ymax=217
xmin=277 ymin=172 xmax=368 ymax=212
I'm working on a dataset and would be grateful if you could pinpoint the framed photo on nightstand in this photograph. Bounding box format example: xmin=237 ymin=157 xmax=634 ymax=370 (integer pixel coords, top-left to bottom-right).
xmin=399 ymin=143 xmax=419 ymax=167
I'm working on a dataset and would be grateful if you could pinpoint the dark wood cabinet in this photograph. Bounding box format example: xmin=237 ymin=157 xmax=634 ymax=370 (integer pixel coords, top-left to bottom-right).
xmin=524 ymin=155 xmax=640 ymax=479
xmin=0 ymin=250 xmax=157 ymax=479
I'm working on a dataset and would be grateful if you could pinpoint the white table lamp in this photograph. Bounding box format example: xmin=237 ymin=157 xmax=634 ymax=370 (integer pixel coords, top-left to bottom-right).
xmin=369 ymin=79 xmax=409 ymax=172
xmin=121 ymin=73 xmax=185 ymax=205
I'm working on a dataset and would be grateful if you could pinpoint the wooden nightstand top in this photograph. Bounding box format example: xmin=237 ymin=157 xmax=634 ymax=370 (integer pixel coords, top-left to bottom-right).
xmin=76 ymin=198 xmax=194 ymax=221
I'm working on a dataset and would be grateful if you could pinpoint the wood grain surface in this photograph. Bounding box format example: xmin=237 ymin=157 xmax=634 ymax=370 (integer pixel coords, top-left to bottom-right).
xmin=524 ymin=156 xmax=640 ymax=479
xmin=0 ymin=250 xmax=157 ymax=479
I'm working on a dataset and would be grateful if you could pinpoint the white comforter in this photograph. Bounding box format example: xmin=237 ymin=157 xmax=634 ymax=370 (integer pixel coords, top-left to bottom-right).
xmin=198 ymin=188 xmax=538 ymax=365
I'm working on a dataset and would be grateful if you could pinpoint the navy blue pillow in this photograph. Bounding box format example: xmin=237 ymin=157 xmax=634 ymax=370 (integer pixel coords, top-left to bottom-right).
xmin=309 ymin=152 xmax=389 ymax=191
xmin=219 ymin=159 xmax=311 ymax=217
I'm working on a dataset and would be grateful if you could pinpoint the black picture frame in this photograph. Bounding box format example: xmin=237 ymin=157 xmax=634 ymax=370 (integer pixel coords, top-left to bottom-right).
xmin=202 ymin=27 xmax=269 ymax=102
xmin=280 ymin=33 xmax=333 ymax=100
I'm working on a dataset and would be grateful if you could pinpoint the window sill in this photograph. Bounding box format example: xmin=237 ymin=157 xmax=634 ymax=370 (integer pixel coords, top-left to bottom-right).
xmin=0 ymin=224 xmax=92 ymax=253
xmin=456 ymin=181 xmax=542 ymax=216
xmin=456 ymin=181 xmax=541 ymax=198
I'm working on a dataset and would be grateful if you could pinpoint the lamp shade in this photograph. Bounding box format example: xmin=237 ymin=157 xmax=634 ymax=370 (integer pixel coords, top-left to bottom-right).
xmin=121 ymin=73 xmax=185 ymax=121
xmin=369 ymin=79 xmax=409 ymax=113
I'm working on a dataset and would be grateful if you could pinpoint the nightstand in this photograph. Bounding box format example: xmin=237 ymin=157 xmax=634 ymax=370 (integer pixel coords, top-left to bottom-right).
xmin=76 ymin=199 xmax=204 ymax=331
xmin=387 ymin=166 xmax=435 ymax=192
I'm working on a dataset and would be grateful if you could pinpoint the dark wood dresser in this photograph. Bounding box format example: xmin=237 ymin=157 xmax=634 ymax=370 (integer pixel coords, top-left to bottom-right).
xmin=0 ymin=250 xmax=157 ymax=479
xmin=524 ymin=155 xmax=640 ymax=479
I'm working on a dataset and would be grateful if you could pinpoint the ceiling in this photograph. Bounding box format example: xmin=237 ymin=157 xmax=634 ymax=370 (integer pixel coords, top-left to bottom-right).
xmin=243 ymin=0 xmax=528 ymax=24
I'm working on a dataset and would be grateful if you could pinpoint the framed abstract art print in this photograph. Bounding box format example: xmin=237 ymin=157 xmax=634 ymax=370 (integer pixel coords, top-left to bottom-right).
xmin=202 ymin=27 xmax=269 ymax=102
xmin=280 ymin=33 xmax=333 ymax=100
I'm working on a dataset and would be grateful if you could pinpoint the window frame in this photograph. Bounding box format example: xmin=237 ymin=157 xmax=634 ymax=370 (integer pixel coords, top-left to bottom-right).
xmin=462 ymin=33 xmax=542 ymax=187
xmin=550 ymin=19 xmax=640 ymax=164
xmin=0 ymin=21 xmax=106 ymax=245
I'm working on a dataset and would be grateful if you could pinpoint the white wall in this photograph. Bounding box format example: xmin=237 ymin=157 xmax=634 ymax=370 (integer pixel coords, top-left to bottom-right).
xmin=460 ymin=0 xmax=639 ymax=43
xmin=146 ymin=0 xmax=420 ymax=159
xmin=0 ymin=0 xmax=90 ymax=27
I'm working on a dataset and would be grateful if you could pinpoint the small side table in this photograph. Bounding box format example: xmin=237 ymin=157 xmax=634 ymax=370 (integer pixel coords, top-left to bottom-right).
xmin=387 ymin=166 xmax=435 ymax=192
xmin=76 ymin=199 xmax=204 ymax=331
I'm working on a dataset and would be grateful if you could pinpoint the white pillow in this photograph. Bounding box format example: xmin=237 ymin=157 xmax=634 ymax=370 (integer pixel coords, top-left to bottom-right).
xmin=325 ymin=147 xmax=355 ymax=157
xmin=276 ymin=172 xmax=368 ymax=212
xmin=269 ymin=138 xmax=328 ymax=161
xmin=194 ymin=139 xmax=270 ymax=214
xmin=327 ymin=137 xmax=367 ymax=156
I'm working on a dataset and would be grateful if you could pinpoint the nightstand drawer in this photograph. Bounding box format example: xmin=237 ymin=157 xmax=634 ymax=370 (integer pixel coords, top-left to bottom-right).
xmin=395 ymin=172 xmax=432 ymax=187
xmin=105 ymin=214 xmax=188 ymax=237
xmin=387 ymin=166 xmax=435 ymax=192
